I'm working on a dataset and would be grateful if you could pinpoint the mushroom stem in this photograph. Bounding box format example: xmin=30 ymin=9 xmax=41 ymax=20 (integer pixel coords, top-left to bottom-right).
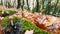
xmin=9 ymin=16 xmax=14 ymax=26
xmin=11 ymin=20 xmax=14 ymax=26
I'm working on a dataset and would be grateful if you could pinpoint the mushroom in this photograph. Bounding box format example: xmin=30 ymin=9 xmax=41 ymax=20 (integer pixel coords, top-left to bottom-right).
xmin=9 ymin=16 xmax=14 ymax=26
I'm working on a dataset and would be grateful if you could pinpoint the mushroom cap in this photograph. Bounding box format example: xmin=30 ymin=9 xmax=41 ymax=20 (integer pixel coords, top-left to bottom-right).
xmin=9 ymin=16 xmax=13 ymax=20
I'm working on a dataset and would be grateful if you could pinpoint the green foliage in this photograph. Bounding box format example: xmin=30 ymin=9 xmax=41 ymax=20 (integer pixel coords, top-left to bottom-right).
xmin=21 ymin=18 xmax=51 ymax=34
xmin=6 ymin=10 xmax=17 ymax=15
xmin=42 ymin=0 xmax=60 ymax=17
xmin=31 ymin=0 xmax=60 ymax=17
xmin=43 ymin=5 xmax=60 ymax=17
xmin=0 ymin=10 xmax=16 ymax=15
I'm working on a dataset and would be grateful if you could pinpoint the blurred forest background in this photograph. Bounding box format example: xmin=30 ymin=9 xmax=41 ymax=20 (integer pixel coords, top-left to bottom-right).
xmin=0 ymin=0 xmax=60 ymax=16
xmin=0 ymin=0 xmax=60 ymax=34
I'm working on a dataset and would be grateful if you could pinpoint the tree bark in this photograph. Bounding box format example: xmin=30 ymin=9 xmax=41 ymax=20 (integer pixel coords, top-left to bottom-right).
xmin=42 ymin=0 xmax=44 ymax=9
xmin=26 ymin=0 xmax=30 ymax=10
xmin=36 ymin=0 xmax=39 ymax=12
xmin=22 ymin=0 xmax=24 ymax=10
xmin=17 ymin=0 xmax=21 ymax=9
xmin=1 ymin=0 xmax=3 ymax=5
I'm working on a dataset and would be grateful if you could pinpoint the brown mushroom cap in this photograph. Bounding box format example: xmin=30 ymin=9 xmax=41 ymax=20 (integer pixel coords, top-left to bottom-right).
xmin=9 ymin=16 xmax=13 ymax=20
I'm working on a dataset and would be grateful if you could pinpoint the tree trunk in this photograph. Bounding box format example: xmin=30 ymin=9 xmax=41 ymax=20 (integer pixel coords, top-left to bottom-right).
xmin=47 ymin=0 xmax=52 ymax=14
xmin=42 ymin=0 xmax=44 ymax=9
xmin=26 ymin=0 xmax=30 ymax=10
xmin=22 ymin=0 xmax=24 ymax=10
xmin=17 ymin=0 xmax=21 ymax=9
xmin=36 ymin=0 xmax=39 ymax=12
xmin=1 ymin=0 xmax=3 ymax=5
xmin=33 ymin=0 xmax=34 ymax=10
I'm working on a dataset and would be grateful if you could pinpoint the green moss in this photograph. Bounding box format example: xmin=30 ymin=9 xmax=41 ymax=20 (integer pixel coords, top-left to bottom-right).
xmin=1 ymin=16 xmax=51 ymax=34
xmin=0 ymin=10 xmax=2 ymax=13
xmin=21 ymin=18 xmax=51 ymax=34
xmin=1 ymin=16 xmax=21 ymax=28
xmin=13 ymin=16 xmax=21 ymax=23
xmin=5 ymin=10 xmax=17 ymax=15
xmin=1 ymin=16 xmax=9 ymax=28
